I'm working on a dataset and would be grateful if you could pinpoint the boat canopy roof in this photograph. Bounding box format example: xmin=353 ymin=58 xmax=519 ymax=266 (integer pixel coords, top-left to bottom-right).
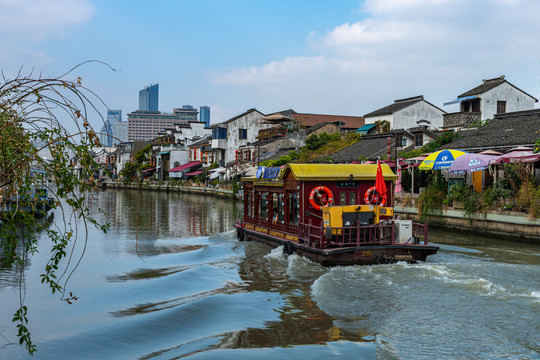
xmin=279 ymin=163 xmax=398 ymax=181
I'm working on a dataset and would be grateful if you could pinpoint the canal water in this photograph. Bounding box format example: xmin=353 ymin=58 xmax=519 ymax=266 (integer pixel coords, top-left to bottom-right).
xmin=0 ymin=189 xmax=539 ymax=359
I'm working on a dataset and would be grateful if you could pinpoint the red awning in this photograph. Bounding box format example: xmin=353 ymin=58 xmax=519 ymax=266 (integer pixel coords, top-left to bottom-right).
xmin=142 ymin=167 xmax=156 ymax=173
xmin=185 ymin=170 xmax=203 ymax=176
xmin=168 ymin=161 xmax=202 ymax=172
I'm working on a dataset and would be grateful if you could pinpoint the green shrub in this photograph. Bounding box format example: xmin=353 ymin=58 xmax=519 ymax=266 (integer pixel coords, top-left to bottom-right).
xmin=450 ymin=182 xmax=470 ymax=201
xmin=517 ymin=180 xmax=540 ymax=218
xmin=417 ymin=184 xmax=446 ymax=220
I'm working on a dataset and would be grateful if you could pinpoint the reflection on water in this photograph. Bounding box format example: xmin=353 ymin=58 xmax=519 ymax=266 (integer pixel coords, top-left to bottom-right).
xmin=0 ymin=189 xmax=538 ymax=360
xmin=430 ymin=226 xmax=540 ymax=265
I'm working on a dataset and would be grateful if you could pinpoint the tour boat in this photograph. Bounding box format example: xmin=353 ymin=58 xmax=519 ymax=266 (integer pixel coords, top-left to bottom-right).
xmin=233 ymin=163 xmax=438 ymax=266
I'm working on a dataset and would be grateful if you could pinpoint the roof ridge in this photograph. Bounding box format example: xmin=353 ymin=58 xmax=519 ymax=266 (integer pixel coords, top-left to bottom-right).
xmin=394 ymin=95 xmax=424 ymax=103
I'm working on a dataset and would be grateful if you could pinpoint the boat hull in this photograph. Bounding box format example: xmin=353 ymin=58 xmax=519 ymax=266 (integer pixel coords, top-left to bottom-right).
xmin=234 ymin=222 xmax=438 ymax=266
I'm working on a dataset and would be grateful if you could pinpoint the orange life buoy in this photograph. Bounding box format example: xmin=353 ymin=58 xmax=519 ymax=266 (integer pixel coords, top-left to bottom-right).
xmin=364 ymin=186 xmax=387 ymax=206
xmin=309 ymin=186 xmax=334 ymax=211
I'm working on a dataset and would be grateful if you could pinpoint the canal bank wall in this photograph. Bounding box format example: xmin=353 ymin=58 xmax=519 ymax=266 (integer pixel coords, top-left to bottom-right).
xmin=395 ymin=205 xmax=540 ymax=244
xmin=102 ymin=181 xmax=236 ymax=199
xmin=101 ymin=181 xmax=539 ymax=243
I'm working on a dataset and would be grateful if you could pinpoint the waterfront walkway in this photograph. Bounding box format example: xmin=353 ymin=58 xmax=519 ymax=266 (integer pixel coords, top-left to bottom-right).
xmin=103 ymin=181 xmax=235 ymax=198
xmin=102 ymin=181 xmax=540 ymax=243
xmin=396 ymin=205 xmax=540 ymax=243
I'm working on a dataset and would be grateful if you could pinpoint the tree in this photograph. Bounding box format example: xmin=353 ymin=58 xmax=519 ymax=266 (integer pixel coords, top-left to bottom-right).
xmin=374 ymin=119 xmax=391 ymax=133
xmin=0 ymin=64 xmax=112 ymax=354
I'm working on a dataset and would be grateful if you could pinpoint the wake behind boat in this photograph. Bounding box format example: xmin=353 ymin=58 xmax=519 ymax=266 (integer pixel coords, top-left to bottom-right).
xmin=234 ymin=163 xmax=438 ymax=266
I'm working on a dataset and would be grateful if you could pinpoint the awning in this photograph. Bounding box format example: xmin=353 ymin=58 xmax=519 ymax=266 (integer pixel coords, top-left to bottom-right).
xmin=406 ymin=156 xmax=427 ymax=162
xmin=208 ymin=168 xmax=226 ymax=180
xmin=279 ymin=164 xmax=398 ymax=181
xmin=444 ymin=95 xmax=478 ymax=106
xmin=185 ymin=170 xmax=203 ymax=176
xmin=142 ymin=167 xmax=156 ymax=173
xmin=168 ymin=161 xmax=202 ymax=172
xmin=355 ymin=123 xmax=377 ymax=134
xmin=157 ymin=151 xmax=170 ymax=155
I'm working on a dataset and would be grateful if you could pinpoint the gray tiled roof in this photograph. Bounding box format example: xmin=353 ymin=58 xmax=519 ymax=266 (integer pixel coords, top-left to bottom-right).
xmin=458 ymin=76 xmax=506 ymax=97
xmin=438 ymin=109 xmax=540 ymax=151
xmin=189 ymin=135 xmax=211 ymax=147
xmin=330 ymin=135 xmax=396 ymax=162
xmin=364 ymin=96 xmax=424 ymax=117
xmin=262 ymin=148 xmax=295 ymax=162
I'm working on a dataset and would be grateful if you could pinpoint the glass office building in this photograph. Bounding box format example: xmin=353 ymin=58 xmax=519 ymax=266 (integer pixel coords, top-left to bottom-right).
xmin=139 ymin=84 xmax=159 ymax=111
xmin=107 ymin=109 xmax=122 ymax=124
xmin=200 ymin=106 xmax=210 ymax=127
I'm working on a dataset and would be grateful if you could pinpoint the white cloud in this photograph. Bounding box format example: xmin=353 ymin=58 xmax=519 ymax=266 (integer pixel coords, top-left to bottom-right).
xmin=0 ymin=0 xmax=96 ymax=75
xmin=213 ymin=56 xmax=329 ymax=85
xmin=0 ymin=0 xmax=96 ymax=40
xmin=211 ymin=0 xmax=540 ymax=115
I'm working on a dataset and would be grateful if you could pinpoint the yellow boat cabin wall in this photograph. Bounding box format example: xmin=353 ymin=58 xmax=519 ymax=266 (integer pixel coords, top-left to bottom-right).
xmin=242 ymin=163 xmax=398 ymax=232
xmin=322 ymin=205 xmax=394 ymax=230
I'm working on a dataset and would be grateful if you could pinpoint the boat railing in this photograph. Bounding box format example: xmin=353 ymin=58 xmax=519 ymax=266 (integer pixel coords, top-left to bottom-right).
xmin=412 ymin=222 xmax=428 ymax=245
xmin=298 ymin=221 xmax=429 ymax=249
xmin=298 ymin=221 xmax=323 ymax=248
xmin=326 ymin=222 xmax=395 ymax=247
xmin=298 ymin=221 xmax=394 ymax=248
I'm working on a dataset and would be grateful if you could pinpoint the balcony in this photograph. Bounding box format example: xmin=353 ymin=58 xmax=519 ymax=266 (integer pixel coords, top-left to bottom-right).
xmin=211 ymin=138 xmax=227 ymax=149
xmin=443 ymin=112 xmax=481 ymax=129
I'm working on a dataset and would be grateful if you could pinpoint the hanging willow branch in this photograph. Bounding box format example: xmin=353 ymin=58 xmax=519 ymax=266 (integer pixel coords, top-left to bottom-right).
xmin=0 ymin=63 xmax=113 ymax=354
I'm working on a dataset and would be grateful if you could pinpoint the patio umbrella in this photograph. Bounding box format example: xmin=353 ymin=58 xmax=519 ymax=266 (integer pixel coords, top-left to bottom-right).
xmin=418 ymin=149 xmax=468 ymax=170
xmin=449 ymin=153 xmax=498 ymax=174
xmin=489 ymin=149 xmax=540 ymax=164
xmin=479 ymin=149 xmax=502 ymax=155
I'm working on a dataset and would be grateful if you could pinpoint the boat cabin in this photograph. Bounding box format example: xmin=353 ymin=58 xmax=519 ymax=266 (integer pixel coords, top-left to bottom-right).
xmin=238 ymin=163 xmax=437 ymax=266
xmin=242 ymin=163 xmax=397 ymax=238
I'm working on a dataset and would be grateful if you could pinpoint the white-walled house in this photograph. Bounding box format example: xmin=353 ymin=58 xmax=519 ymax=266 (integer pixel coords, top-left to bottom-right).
xmin=443 ymin=75 xmax=538 ymax=129
xmin=188 ymin=135 xmax=214 ymax=166
xmin=171 ymin=121 xmax=211 ymax=146
xmin=152 ymin=121 xmax=211 ymax=180
xmin=211 ymin=108 xmax=266 ymax=167
xmin=364 ymin=95 xmax=446 ymax=130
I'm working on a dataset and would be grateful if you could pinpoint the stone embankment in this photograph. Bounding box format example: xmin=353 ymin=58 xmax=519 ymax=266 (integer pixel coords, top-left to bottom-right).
xmin=102 ymin=181 xmax=539 ymax=243
xmin=102 ymin=181 xmax=236 ymax=198
xmin=395 ymin=205 xmax=540 ymax=244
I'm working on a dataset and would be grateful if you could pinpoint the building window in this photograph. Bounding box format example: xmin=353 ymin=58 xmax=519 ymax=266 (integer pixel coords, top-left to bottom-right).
xmin=497 ymin=101 xmax=506 ymax=114
xmin=212 ymin=127 xmax=227 ymax=139
xmin=396 ymin=135 xmax=405 ymax=148
xmin=239 ymin=128 xmax=247 ymax=139
xmin=414 ymin=133 xmax=423 ymax=147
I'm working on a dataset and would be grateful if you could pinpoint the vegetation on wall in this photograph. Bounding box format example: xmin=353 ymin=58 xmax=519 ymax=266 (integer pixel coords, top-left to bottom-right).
xmin=261 ymin=132 xmax=362 ymax=167
xmin=119 ymin=145 xmax=154 ymax=182
xmin=401 ymin=129 xmax=461 ymax=159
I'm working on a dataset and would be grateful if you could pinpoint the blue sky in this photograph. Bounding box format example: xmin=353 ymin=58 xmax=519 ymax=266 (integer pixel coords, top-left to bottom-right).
xmin=1 ymin=0 xmax=540 ymax=131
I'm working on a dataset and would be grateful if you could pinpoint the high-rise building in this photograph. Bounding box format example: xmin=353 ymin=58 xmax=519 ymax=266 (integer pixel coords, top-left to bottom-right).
xmin=98 ymin=110 xmax=122 ymax=146
xmin=112 ymin=121 xmax=128 ymax=144
xmin=99 ymin=120 xmax=113 ymax=147
xmin=139 ymin=84 xmax=159 ymax=111
xmin=107 ymin=109 xmax=122 ymax=124
xmin=127 ymin=105 xmax=199 ymax=142
xmin=200 ymin=106 xmax=210 ymax=127
xmin=174 ymin=105 xmax=199 ymax=121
